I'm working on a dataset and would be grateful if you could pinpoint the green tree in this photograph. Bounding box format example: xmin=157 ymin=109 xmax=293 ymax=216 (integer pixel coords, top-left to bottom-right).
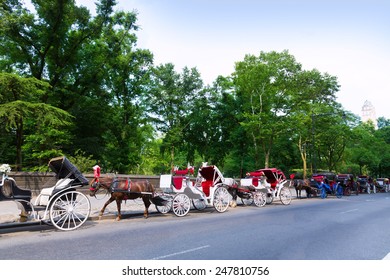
xmin=233 ymin=50 xmax=303 ymax=168
xmin=0 ymin=73 xmax=72 ymax=169
xmin=146 ymin=63 xmax=203 ymax=168
xmin=348 ymin=122 xmax=381 ymax=175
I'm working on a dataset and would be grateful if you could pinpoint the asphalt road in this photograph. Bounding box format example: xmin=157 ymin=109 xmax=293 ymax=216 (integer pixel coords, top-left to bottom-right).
xmin=1 ymin=193 xmax=390 ymax=260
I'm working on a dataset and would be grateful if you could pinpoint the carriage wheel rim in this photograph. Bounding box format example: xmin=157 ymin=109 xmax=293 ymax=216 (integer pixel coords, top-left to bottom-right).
xmin=156 ymin=196 xmax=173 ymax=213
xmin=172 ymin=194 xmax=191 ymax=217
xmin=192 ymin=199 xmax=207 ymax=210
xmin=50 ymin=191 xmax=91 ymax=231
xmin=280 ymin=187 xmax=292 ymax=205
xmin=254 ymin=192 xmax=266 ymax=207
xmin=213 ymin=187 xmax=230 ymax=213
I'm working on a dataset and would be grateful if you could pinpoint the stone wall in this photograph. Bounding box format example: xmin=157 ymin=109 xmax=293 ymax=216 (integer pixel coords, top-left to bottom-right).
xmin=7 ymin=172 xmax=161 ymax=195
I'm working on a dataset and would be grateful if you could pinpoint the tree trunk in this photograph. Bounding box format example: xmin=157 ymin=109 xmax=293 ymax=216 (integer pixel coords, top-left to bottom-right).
xmin=16 ymin=119 xmax=23 ymax=171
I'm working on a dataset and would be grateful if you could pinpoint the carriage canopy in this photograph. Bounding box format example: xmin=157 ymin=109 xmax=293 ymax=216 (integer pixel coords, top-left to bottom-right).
xmin=48 ymin=156 xmax=89 ymax=186
xmin=254 ymin=168 xmax=286 ymax=187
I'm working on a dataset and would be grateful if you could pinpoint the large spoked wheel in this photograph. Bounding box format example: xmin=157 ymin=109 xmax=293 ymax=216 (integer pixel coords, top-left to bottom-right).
xmin=49 ymin=191 xmax=91 ymax=231
xmin=266 ymin=192 xmax=273 ymax=204
xmin=343 ymin=186 xmax=351 ymax=196
xmin=279 ymin=187 xmax=292 ymax=205
xmin=192 ymin=199 xmax=207 ymax=210
xmin=172 ymin=193 xmax=191 ymax=217
xmin=156 ymin=195 xmax=172 ymax=214
xmin=253 ymin=191 xmax=266 ymax=207
xmin=213 ymin=186 xmax=230 ymax=213
xmin=241 ymin=193 xmax=254 ymax=206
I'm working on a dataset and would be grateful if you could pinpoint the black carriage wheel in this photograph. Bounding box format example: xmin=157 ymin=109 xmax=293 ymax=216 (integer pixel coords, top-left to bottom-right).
xmin=192 ymin=199 xmax=207 ymax=210
xmin=241 ymin=192 xmax=254 ymax=206
xmin=155 ymin=195 xmax=173 ymax=214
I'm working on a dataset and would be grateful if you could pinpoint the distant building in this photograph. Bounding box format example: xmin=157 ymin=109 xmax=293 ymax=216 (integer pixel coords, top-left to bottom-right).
xmin=361 ymin=100 xmax=377 ymax=128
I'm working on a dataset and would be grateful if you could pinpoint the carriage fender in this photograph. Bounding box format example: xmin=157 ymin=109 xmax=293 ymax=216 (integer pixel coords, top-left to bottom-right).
xmin=223 ymin=178 xmax=237 ymax=187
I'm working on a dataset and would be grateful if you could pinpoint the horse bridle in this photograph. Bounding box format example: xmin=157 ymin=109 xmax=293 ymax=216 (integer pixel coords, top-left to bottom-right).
xmin=90 ymin=179 xmax=102 ymax=196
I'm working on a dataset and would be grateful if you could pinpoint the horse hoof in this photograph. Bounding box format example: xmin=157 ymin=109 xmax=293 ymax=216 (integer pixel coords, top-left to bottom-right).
xmin=116 ymin=217 xmax=121 ymax=221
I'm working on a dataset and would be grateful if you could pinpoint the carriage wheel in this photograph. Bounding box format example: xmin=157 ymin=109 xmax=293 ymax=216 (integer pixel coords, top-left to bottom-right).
xmin=156 ymin=195 xmax=172 ymax=214
xmin=279 ymin=187 xmax=292 ymax=205
xmin=213 ymin=186 xmax=230 ymax=213
xmin=49 ymin=191 xmax=91 ymax=231
xmin=343 ymin=186 xmax=351 ymax=196
xmin=241 ymin=193 xmax=254 ymax=206
xmin=192 ymin=199 xmax=207 ymax=210
xmin=253 ymin=191 xmax=266 ymax=207
xmin=172 ymin=193 xmax=191 ymax=217
xmin=266 ymin=193 xmax=273 ymax=204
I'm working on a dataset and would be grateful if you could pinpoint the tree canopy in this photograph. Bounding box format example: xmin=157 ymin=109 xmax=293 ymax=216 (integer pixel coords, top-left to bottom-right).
xmin=1 ymin=0 xmax=389 ymax=178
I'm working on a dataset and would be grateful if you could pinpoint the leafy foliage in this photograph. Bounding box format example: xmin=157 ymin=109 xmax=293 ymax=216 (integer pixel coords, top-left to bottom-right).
xmin=0 ymin=1 xmax=389 ymax=178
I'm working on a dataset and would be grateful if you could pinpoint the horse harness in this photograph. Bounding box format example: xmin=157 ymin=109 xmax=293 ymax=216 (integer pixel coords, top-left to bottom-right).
xmin=110 ymin=178 xmax=132 ymax=193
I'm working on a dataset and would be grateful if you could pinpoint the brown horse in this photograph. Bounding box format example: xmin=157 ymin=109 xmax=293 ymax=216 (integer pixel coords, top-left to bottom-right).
xmin=89 ymin=177 xmax=166 ymax=221
xmin=293 ymin=179 xmax=314 ymax=198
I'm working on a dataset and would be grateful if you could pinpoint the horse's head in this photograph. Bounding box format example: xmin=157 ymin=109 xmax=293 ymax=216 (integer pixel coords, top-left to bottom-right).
xmin=89 ymin=177 xmax=113 ymax=196
xmin=89 ymin=178 xmax=101 ymax=197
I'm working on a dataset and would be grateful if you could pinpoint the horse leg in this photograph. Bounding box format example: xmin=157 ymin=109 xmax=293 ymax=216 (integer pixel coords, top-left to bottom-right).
xmin=99 ymin=196 xmax=115 ymax=220
xmin=229 ymin=189 xmax=237 ymax=207
xmin=115 ymin=198 xmax=122 ymax=221
xmin=142 ymin=196 xmax=151 ymax=219
xmin=295 ymin=187 xmax=300 ymax=199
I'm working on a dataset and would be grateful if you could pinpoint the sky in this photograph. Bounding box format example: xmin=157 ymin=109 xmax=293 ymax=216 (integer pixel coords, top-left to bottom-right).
xmin=76 ymin=0 xmax=389 ymax=119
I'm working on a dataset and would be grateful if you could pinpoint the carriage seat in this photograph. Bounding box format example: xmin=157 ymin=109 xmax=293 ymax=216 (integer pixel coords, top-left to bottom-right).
xmin=159 ymin=174 xmax=173 ymax=190
xmin=239 ymin=178 xmax=256 ymax=192
xmin=201 ymin=181 xmax=213 ymax=197
xmin=172 ymin=176 xmax=184 ymax=191
xmin=34 ymin=178 xmax=73 ymax=206
xmin=0 ymin=178 xmax=32 ymax=200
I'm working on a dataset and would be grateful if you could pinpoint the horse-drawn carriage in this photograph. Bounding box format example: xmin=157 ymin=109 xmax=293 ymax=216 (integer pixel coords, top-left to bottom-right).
xmin=230 ymin=174 xmax=267 ymax=207
xmin=375 ymin=178 xmax=389 ymax=193
xmin=310 ymin=172 xmax=343 ymax=198
xmin=238 ymin=168 xmax=292 ymax=205
xmin=157 ymin=163 xmax=235 ymax=216
xmin=155 ymin=166 xmax=195 ymax=215
xmin=357 ymin=175 xmax=375 ymax=194
xmin=0 ymin=156 xmax=91 ymax=231
xmin=335 ymin=174 xmax=359 ymax=196
xmin=90 ymin=163 xmax=234 ymax=219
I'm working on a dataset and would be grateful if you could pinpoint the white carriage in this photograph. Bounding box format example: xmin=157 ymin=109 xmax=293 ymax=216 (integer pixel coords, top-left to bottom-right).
xmin=0 ymin=156 xmax=91 ymax=231
xmin=245 ymin=168 xmax=292 ymax=205
xmin=157 ymin=164 xmax=235 ymax=217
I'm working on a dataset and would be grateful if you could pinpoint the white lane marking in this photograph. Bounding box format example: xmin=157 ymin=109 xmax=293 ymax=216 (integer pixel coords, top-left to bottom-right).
xmin=382 ymin=252 xmax=390 ymax=260
xmin=340 ymin=209 xmax=358 ymax=214
xmin=151 ymin=245 xmax=210 ymax=260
